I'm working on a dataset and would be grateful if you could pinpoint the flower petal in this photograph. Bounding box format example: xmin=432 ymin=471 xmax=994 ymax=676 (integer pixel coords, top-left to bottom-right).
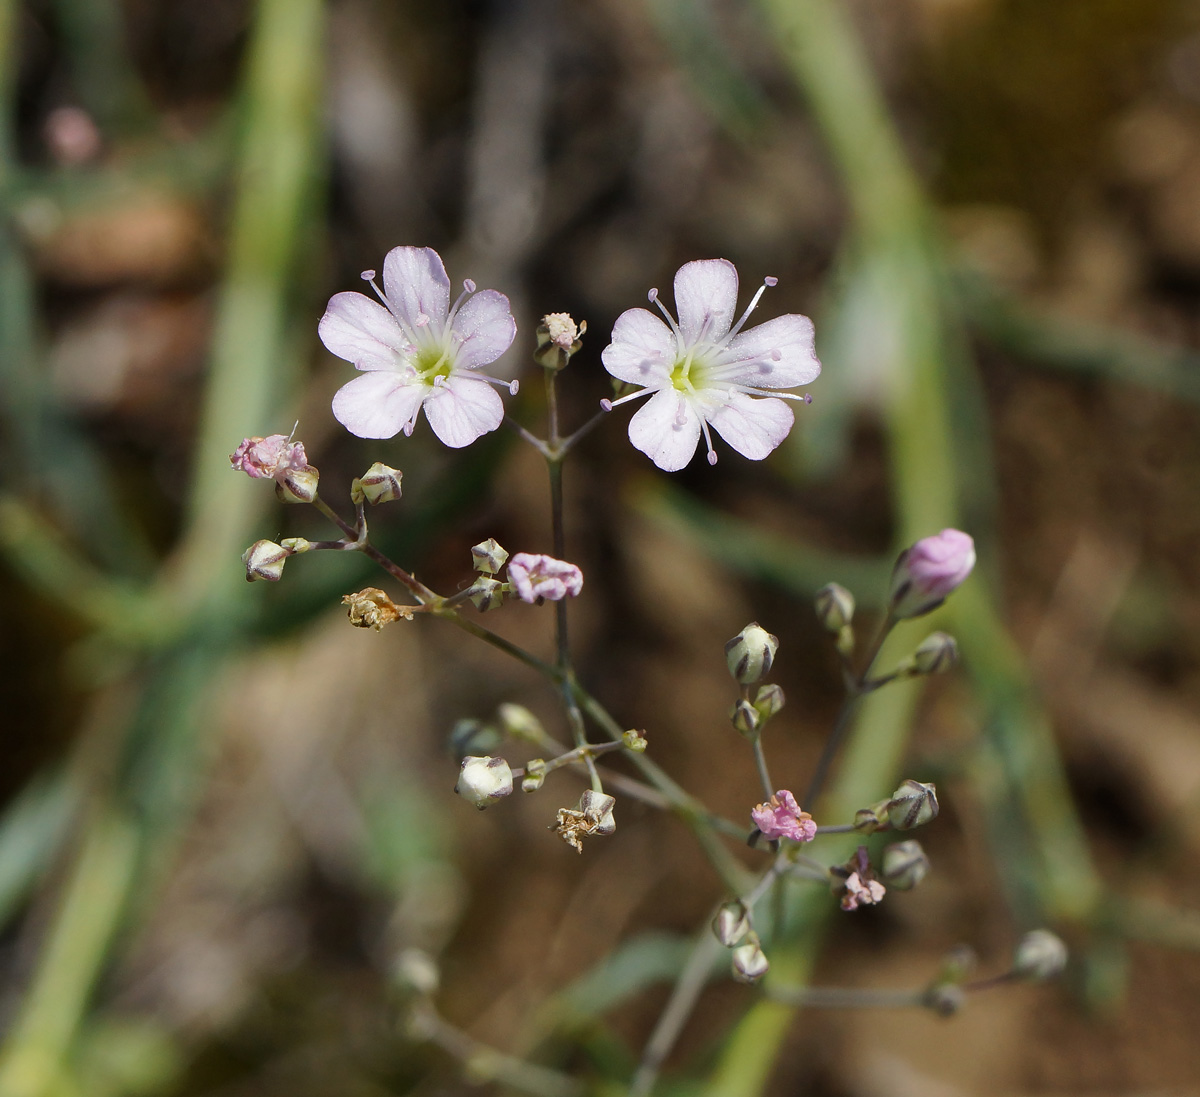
xmin=382 ymin=246 xmax=451 ymax=331
xmin=332 ymin=371 xmax=427 ymax=439
xmin=318 ymin=292 xmax=407 ymax=371
xmin=451 ymin=289 xmax=517 ymax=369
xmin=674 ymin=259 xmax=738 ymax=344
xmin=706 ymin=392 xmax=794 ymax=461
xmin=601 ymin=308 xmax=675 ymax=386
xmin=422 ymin=375 xmax=504 ymax=448
xmin=723 ymin=314 xmax=822 ymax=388
xmin=627 ymin=387 xmax=701 ymax=471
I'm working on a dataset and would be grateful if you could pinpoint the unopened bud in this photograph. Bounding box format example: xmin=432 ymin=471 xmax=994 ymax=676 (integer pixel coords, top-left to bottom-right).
xmin=393 ymin=949 xmax=439 ymax=995
xmin=275 ymin=463 xmax=319 ymax=504
xmin=912 ymin=631 xmax=959 ymax=675
xmin=242 ymin=539 xmax=289 ymax=582
xmin=455 ymin=756 xmax=513 ymax=809
xmin=450 ymin=719 xmax=500 ymax=758
xmin=712 ymin=901 xmax=751 ymax=947
xmin=280 ymin=536 xmax=312 ymax=553
xmin=939 ymin=945 xmax=978 ymax=984
xmin=887 ymin=780 xmax=939 ymax=829
xmin=729 ymin=699 xmax=760 ymax=738
xmin=853 ymin=800 xmax=891 ymax=833
xmin=534 ymin=313 xmax=585 ymax=369
xmin=815 ymin=583 xmax=855 ymax=632
xmin=924 ymin=983 xmax=965 ymax=1017
xmin=496 ymin=703 xmax=545 ymax=743
xmin=889 ymin=529 xmax=975 ymax=619
xmin=622 ymin=729 xmax=648 ymax=752
xmin=731 ymin=939 xmax=769 ymax=984
xmin=471 ymin=538 xmax=509 ymax=575
xmin=467 ymin=576 xmax=505 ymax=612
xmin=342 ymin=586 xmax=411 ymax=629
xmin=753 ymin=683 xmax=785 ymax=720
xmin=881 ymin=840 xmax=930 ymax=890
xmin=1012 ymin=929 xmax=1068 ymax=981
xmin=351 ymin=462 xmax=403 ymax=505
xmin=521 ymin=760 xmax=546 ymax=793
xmin=725 ymin=623 xmax=779 ymax=685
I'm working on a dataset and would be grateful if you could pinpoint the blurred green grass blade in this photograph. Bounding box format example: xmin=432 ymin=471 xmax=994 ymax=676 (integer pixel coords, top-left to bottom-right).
xmin=0 ymin=772 xmax=76 ymax=931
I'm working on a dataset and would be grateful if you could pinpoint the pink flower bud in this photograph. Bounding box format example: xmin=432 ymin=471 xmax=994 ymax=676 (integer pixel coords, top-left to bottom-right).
xmin=506 ymin=553 xmax=583 ymax=603
xmin=750 ymin=790 xmax=816 ymax=842
xmin=230 ymin=435 xmax=309 ymax=479
xmin=889 ymin=528 xmax=975 ymax=619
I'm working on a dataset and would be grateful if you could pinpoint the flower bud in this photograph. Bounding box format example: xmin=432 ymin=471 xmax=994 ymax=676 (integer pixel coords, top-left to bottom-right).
xmin=1012 ymin=929 xmax=1068 ymax=981
xmin=889 ymin=529 xmax=976 ymax=619
xmin=393 ymin=949 xmax=440 ymax=995
xmin=724 ymin=623 xmax=778 ymax=685
xmin=938 ymin=944 xmax=977 ymax=984
xmin=729 ymin=699 xmax=760 ymax=738
xmin=886 ymin=780 xmax=939 ymax=830
xmin=467 ymin=576 xmax=505 ymax=612
xmin=753 ymin=683 xmax=785 ymax=721
xmin=814 ymin=583 xmax=855 ymax=632
xmin=712 ymin=901 xmax=751 ymax=947
xmin=622 ymin=728 xmax=648 ymax=753
xmin=280 ymin=537 xmax=312 ymax=554
xmin=242 ymin=539 xmax=289 ymax=582
xmin=731 ymin=939 xmax=769 ymax=984
xmin=496 ymin=702 xmax=545 ymax=743
xmin=450 ymin=719 xmax=500 ymax=758
xmin=351 ymin=462 xmax=403 ymax=505
xmin=853 ymin=800 xmax=892 ymax=833
xmin=342 ymin=586 xmax=410 ymax=630
xmin=507 ymin=553 xmax=583 ymax=602
xmin=534 ymin=313 xmax=585 ymax=370
xmin=924 ymin=983 xmax=965 ymax=1017
xmin=471 ymin=538 xmax=509 ymax=575
xmin=275 ymin=463 xmax=319 ymax=504
xmin=912 ymin=631 xmax=959 ymax=675
xmin=455 ymin=756 xmax=513 ymax=809
xmin=521 ymin=758 xmax=546 ymax=792
xmin=881 ymin=840 xmax=930 ymax=890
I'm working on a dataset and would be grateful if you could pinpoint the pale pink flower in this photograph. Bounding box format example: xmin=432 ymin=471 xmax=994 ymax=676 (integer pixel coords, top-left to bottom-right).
xmin=840 ymin=872 xmax=886 ymax=911
xmin=319 ymin=246 xmax=517 ymax=447
xmin=751 ymin=790 xmax=817 ymax=842
xmin=600 ymin=259 xmax=820 ymax=471
xmin=507 ymin=553 xmax=583 ymax=603
xmin=230 ymin=435 xmax=309 ymax=480
xmin=889 ymin=528 xmax=976 ymax=618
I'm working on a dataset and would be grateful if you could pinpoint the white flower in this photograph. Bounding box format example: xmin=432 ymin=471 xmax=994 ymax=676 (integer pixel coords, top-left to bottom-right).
xmin=600 ymin=259 xmax=821 ymax=471
xmin=319 ymin=246 xmax=517 ymax=447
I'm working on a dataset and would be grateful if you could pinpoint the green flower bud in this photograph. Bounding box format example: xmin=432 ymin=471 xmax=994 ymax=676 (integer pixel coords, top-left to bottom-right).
xmin=887 ymin=779 xmax=939 ymax=830
xmin=814 ymin=582 xmax=855 ymax=632
xmin=729 ymin=699 xmax=760 ymax=738
xmin=725 ymin=623 xmax=779 ymax=685
xmin=275 ymin=463 xmax=319 ymax=504
xmin=496 ymin=703 xmax=545 ymax=743
xmin=924 ymin=983 xmax=965 ymax=1017
xmin=351 ymin=462 xmax=403 ymax=505
xmin=467 ymin=576 xmax=505 ymax=612
xmin=622 ymin=728 xmax=648 ymax=752
xmin=471 ymin=538 xmax=509 ymax=575
xmin=912 ymin=631 xmax=959 ymax=675
xmin=753 ymin=683 xmax=785 ymax=721
xmin=242 ymin=539 xmax=289 ymax=582
xmin=853 ymin=800 xmax=892 ymax=833
xmin=881 ymin=839 xmax=930 ymax=890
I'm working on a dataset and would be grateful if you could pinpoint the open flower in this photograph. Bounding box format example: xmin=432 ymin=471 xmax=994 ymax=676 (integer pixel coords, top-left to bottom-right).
xmin=751 ymin=790 xmax=816 ymax=842
xmin=507 ymin=553 xmax=583 ymax=603
xmin=319 ymin=246 xmax=517 ymax=447
xmin=600 ymin=259 xmax=820 ymax=470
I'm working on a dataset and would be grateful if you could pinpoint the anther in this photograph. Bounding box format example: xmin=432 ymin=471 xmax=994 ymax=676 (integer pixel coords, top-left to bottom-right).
xmin=463 ymin=278 xmax=476 ymax=293
xmin=508 ymin=380 xmax=520 ymax=395
xmin=600 ymin=399 xmax=613 ymax=412
xmin=648 ymin=288 xmax=659 ymax=303
xmin=764 ymin=276 xmax=778 ymax=287
xmin=360 ymin=270 xmax=376 ymax=282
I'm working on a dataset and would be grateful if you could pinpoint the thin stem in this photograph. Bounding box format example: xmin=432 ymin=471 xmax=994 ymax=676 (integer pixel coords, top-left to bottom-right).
xmin=764 ymin=984 xmax=926 ymax=1010
xmin=802 ymin=613 xmax=895 ymax=810
xmin=750 ymin=737 xmax=774 ymax=801
xmin=505 ymin=414 xmax=551 ymax=457
xmin=629 ymin=931 xmax=725 ymax=1097
xmin=511 ymin=738 xmax=626 ymax=779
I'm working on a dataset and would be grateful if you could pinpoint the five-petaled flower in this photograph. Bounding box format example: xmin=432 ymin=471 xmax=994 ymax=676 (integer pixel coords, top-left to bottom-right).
xmin=507 ymin=553 xmax=583 ymax=604
xmin=751 ymin=790 xmax=816 ymax=842
xmin=319 ymin=246 xmax=517 ymax=447
xmin=600 ymin=259 xmax=821 ymax=471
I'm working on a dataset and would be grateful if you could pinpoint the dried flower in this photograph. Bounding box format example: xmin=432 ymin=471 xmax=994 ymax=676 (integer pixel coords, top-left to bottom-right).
xmin=831 ymin=846 xmax=886 ymax=910
xmin=841 ymin=872 xmax=886 ymax=911
xmin=889 ymin=529 xmax=976 ymax=619
xmin=552 ymin=790 xmax=616 ymax=853
xmin=455 ymin=756 xmax=514 ymax=809
xmin=320 ymin=247 xmax=517 ymax=446
xmin=230 ymin=434 xmax=309 ymax=479
xmin=342 ymin=586 xmax=412 ymax=629
xmin=535 ymin=313 xmax=586 ymax=369
xmin=751 ymin=790 xmax=816 ymax=843
xmin=507 ymin=553 xmax=583 ymax=603
xmin=600 ymin=259 xmax=820 ymax=470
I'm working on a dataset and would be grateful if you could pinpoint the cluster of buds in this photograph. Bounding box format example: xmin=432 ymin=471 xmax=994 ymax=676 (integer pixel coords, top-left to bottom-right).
xmin=712 ymin=902 xmax=768 ymax=983
xmin=464 ymin=541 xmax=584 ymax=611
xmin=853 ymin=779 xmax=939 ymax=834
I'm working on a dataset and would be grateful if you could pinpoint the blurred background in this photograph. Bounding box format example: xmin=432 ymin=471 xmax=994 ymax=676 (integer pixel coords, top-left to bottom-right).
xmin=2 ymin=0 xmax=1200 ymax=1094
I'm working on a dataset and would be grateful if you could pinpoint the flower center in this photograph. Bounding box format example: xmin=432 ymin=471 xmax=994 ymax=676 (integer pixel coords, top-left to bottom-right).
xmin=669 ymin=347 xmax=712 ymax=393
xmin=414 ymin=345 xmax=454 ymax=384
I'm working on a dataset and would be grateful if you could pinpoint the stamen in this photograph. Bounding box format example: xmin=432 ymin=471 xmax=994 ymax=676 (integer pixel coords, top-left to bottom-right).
xmin=509 ymin=379 xmax=520 ymax=395
xmin=648 ymin=289 xmax=684 ymax=341
xmin=447 ymin=280 xmax=477 ymax=325
xmin=601 ymin=388 xmax=653 ymax=411
xmin=477 ymin=375 xmax=519 ymax=394
xmin=361 ymin=270 xmax=390 ymax=309
xmin=727 ymin=276 xmax=777 ymax=340
xmin=415 ymin=312 xmax=430 ymax=327
xmin=699 ymin=419 xmax=718 ymax=465
xmin=287 ymin=419 xmax=300 ymax=441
